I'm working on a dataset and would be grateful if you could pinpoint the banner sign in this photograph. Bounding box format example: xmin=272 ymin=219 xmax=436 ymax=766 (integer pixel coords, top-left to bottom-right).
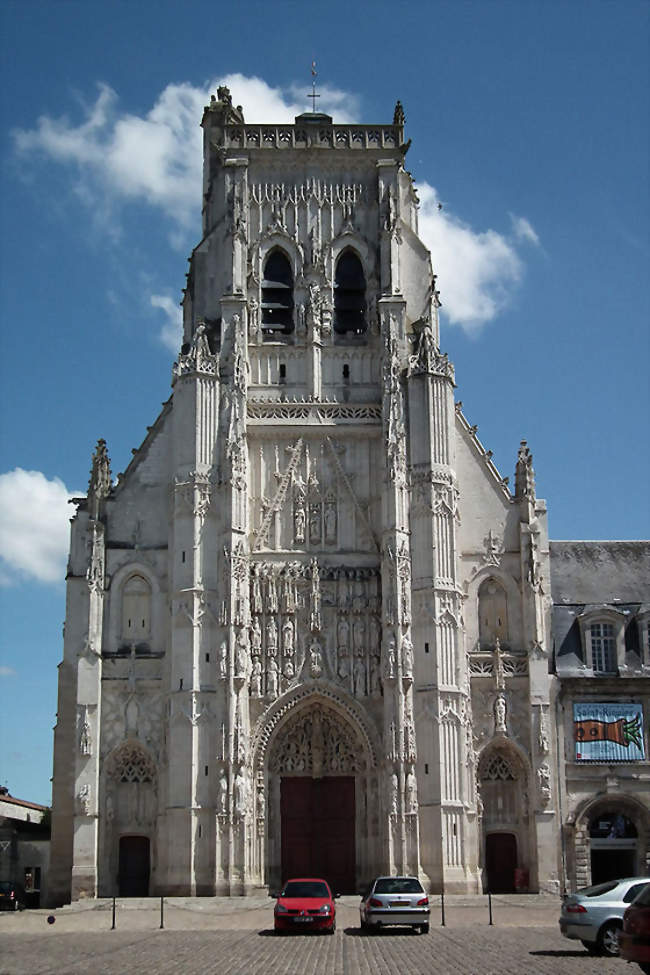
xmin=573 ymin=702 xmax=645 ymax=762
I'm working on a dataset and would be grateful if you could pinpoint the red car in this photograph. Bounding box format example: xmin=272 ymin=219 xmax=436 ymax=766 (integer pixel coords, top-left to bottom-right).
xmin=620 ymin=882 xmax=650 ymax=974
xmin=274 ymin=877 xmax=336 ymax=934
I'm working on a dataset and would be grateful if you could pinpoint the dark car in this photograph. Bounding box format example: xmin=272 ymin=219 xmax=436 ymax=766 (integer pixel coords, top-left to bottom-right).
xmin=620 ymin=882 xmax=650 ymax=974
xmin=0 ymin=881 xmax=26 ymax=911
xmin=273 ymin=877 xmax=336 ymax=934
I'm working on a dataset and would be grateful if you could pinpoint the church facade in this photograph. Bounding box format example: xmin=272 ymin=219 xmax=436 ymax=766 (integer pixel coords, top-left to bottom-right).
xmin=48 ymin=89 xmax=648 ymax=904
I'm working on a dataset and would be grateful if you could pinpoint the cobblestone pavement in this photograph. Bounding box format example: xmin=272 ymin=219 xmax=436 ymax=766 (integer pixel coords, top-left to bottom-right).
xmin=0 ymin=897 xmax=622 ymax=975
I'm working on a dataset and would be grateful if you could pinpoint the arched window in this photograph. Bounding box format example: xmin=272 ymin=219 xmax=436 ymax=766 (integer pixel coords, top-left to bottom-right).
xmin=261 ymin=250 xmax=294 ymax=334
xmin=121 ymin=574 xmax=151 ymax=643
xmin=334 ymin=250 xmax=366 ymax=334
xmin=107 ymin=743 xmax=156 ymax=784
xmin=478 ymin=578 xmax=508 ymax=648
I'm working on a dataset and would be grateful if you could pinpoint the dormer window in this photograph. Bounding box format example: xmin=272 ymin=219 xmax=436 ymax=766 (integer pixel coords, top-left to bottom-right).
xmin=261 ymin=250 xmax=293 ymax=334
xmin=577 ymin=607 xmax=627 ymax=675
xmin=334 ymin=250 xmax=366 ymax=334
xmin=589 ymin=622 xmax=616 ymax=674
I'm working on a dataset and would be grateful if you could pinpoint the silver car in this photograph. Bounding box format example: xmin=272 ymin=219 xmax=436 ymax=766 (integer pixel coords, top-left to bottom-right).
xmin=559 ymin=876 xmax=650 ymax=956
xmin=360 ymin=876 xmax=430 ymax=934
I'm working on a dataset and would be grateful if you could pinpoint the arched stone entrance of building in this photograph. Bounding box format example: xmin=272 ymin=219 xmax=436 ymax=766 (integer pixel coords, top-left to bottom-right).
xmin=252 ymin=686 xmax=380 ymax=893
xmin=478 ymin=744 xmax=531 ymax=893
xmin=569 ymin=795 xmax=650 ymax=889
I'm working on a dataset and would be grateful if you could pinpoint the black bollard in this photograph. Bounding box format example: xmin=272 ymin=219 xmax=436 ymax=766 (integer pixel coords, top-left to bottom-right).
xmin=440 ymin=890 xmax=446 ymax=926
xmin=111 ymin=895 xmax=116 ymax=930
xmin=488 ymin=891 xmax=493 ymax=926
xmin=160 ymin=896 xmax=164 ymax=929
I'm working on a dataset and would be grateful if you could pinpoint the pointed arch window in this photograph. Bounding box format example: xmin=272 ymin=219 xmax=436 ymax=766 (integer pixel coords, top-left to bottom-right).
xmin=478 ymin=578 xmax=509 ymax=648
xmin=121 ymin=574 xmax=152 ymax=643
xmin=334 ymin=250 xmax=366 ymax=334
xmin=261 ymin=250 xmax=294 ymax=334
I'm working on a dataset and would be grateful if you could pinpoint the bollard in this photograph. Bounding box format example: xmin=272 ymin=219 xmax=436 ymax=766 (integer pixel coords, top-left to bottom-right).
xmin=111 ymin=895 xmax=116 ymax=930
xmin=160 ymin=895 xmax=164 ymax=930
xmin=440 ymin=890 xmax=446 ymax=926
xmin=488 ymin=891 xmax=493 ymax=926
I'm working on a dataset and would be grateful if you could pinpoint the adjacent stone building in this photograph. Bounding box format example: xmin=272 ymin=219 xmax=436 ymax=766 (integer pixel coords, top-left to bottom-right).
xmin=48 ymin=89 xmax=649 ymax=904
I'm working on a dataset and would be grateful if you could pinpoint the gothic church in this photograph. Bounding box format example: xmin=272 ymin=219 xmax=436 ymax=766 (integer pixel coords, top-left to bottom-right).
xmin=49 ymin=88 xmax=608 ymax=902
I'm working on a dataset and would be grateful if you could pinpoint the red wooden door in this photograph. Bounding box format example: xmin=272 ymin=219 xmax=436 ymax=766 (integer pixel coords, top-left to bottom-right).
xmin=485 ymin=832 xmax=517 ymax=893
xmin=281 ymin=777 xmax=356 ymax=893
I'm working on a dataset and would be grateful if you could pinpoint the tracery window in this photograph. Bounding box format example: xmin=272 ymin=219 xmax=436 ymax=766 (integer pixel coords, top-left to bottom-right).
xmin=107 ymin=743 xmax=156 ymax=784
xmin=589 ymin=622 xmax=617 ymax=674
xmin=334 ymin=250 xmax=366 ymax=334
xmin=121 ymin=574 xmax=151 ymax=643
xmin=479 ymin=752 xmax=520 ymax=827
xmin=261 ymin=250 xmax=294 ymax=334
xmin=478 ymin=578 xmax=508 ymax=648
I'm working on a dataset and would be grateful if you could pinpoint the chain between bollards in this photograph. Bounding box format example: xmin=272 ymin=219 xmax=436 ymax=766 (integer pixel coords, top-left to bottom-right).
xmin=160 ymin=895 xmax=164 ymax=929
xmin=440 ymin=890 xmax=446 ymax=926
xmin=488 ymin=891 xmax=493 ymax=925
xmin=111 ymin=895 xmax=116 ymax=930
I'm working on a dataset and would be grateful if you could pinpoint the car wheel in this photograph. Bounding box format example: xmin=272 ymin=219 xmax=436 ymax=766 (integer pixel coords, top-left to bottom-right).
xmin=638 ymin=964 xmax=650 ymax=975
xmin=327 ymin=920 xmax=336 ymax=935
xmin=597 ymin=921 xmax=622 ymax=957
xmin=579 ymin=939 xmax=598 ymax=954
xmin=420 ymin=923 xmax=430 ymax=935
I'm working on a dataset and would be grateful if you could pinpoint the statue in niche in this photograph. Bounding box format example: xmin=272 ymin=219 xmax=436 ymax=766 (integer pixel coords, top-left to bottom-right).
xmin=384 ymin=632 xmax=397 ymax=678
xmin=219 ymin=770 xmax=228 ymax=815
xmin=353 ymin=655 xmax=366 ymax=696
xmin=353 ymin=616 xmax=366 ymax=651
xmin=235 ymin=628 xmax=248 ymax=678
xmin=77 ymin=783 xmax=91 ymax=817
xmin=251 ymin=659 xmax=263 ymax=697
xmin=369 ymin=614 xmax=381 ymax=650
xmin=219 ymin=641 xmax=228 ymax=679
xmin=297 ymin=303 xmax=307 ymax=337
xmin=294 ymin=504 xmax=306 ymax=544
xmin=307 ymin=282 xmax=322 ymax=340
xmin=283 ymin=659 xmax=295 ymax=681
xmin=234 ymin=768 xmax=248 ymax=818
xmin=267 ymin=573 xmax=278 ymax=612
xmin=79 ymin=708 xmax=92 ymax=756
xmin=309 ymin=226 xmax=320 ymax=266
xmin=495 ymin=693 xmax=507 ymax=733
xmin=248 ymin=296 xmax=259 ymax=340
xmin=257 ymin=780 xmax=265 ymax=818
xmin=266 ymin=617 xmax=278 ymax=655
xmin=309 ymin=503 xmax=322 ymax=544
xmin=369 ymin=653 xmax=381 ymax=695
xmin=406 ymin=769 xmax=417 ymax=813
xmin=352 ymin=578 xmax=367 ymax=613
xmin=309 ymin=640 xmax=323 ymax=678
xmin=267 ymin=659 xmax=279 ymax=697
xmin=338 ymin=654 xmax=349 ymax=680
xmin=538 ymin=709 xmax=549 ymax=754
xmin=310 ymin=559 xmax=321 ymax=632
xmin=390 ymin=772 xmax=399 ymax=816
xmin=324 ymin=501 xmax=337 ymax=543
xmin=251 ymin=616 xmax=262 ymax=653
xmin=537 ymin=762 xmax=551 ymax=804
xmin=251 ymin=564 xmax=263 ymax=614
xmin=282 ymin=618 xmax=294 ymax=655
xmin=401 ymin=634 xmax=414 ymax=679
xmin=337 ymin=616 xmax=349 ymax=651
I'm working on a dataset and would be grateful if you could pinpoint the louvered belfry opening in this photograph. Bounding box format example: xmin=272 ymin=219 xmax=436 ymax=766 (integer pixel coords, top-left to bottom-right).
xmin=334 ymin=250 xmax=366 ymax=334
xmin=261 ymin=250 xmax=294 ymax=334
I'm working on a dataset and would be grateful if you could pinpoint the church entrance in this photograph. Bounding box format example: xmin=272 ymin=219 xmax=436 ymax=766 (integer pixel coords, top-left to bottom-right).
xmin=485 ymin=832 xmax=517 ymax=893
xmin=280 ymin=776 xmax=356 ymax=894
xmin=118 ymin=836 xmax=150 ymax=896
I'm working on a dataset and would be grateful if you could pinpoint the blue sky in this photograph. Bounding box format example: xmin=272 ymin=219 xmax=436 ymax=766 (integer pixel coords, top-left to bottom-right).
xmin=0 ymin=0 xmax=648 ymax=805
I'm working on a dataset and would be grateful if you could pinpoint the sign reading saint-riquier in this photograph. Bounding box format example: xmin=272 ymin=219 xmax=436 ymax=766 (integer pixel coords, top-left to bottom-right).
xmin=573 ymin=702 xmax=645 ymax=762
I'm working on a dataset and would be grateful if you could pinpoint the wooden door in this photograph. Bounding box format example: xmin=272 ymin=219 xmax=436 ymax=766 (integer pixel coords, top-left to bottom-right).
xmin=485 ymin=832 xmax=517 ymax=893
xmin=118 ymin=835 xmax=150 ymax=896
xmin=281 ymin=777 xmax=356 ymax=893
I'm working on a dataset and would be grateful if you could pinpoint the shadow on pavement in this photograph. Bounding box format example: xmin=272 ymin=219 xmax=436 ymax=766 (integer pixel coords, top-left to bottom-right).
xmin=529 ymin=949 xmax=594 ymax=957
xmin=343 ymin=926 xmax=423 ymax=937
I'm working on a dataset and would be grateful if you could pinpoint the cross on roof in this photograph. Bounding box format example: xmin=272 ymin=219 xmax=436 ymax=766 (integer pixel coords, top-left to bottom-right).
xmin=307 ymin=60 xmax=320 ymax=113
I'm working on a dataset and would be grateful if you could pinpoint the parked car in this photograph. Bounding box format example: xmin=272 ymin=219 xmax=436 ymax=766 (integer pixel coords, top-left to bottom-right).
xmin=0 ymin=881 xmax=26 ymax=911
xmin=360 ymin=876 xmax=430 ymax=934
xmin=559 ymin=876 xmax=650 ymax=956
xmin=273 ymin=877 xmax=336 ymax=934
xmin=620 ymin=882 xmax=650 ymax=973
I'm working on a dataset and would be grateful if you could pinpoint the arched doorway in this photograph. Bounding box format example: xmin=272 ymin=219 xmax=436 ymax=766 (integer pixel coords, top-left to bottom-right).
xmin=589 ymin=811 xmax=638 ymax=883
xmin=256 ymin=695 xmax=378 ymax=894
xmin=118 ymin=836 xmax=150 ymax=896
xmin=478 ymin=748 xmax=529 ymax=893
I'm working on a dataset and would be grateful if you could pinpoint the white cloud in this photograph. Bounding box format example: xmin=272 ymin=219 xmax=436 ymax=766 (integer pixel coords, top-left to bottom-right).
xmin=150 ymin=294 xmax=183 ymax=352
xmin=510 ymin=213 xmax=541 ymax=246
xmin=417 ymin=183 xmax=538 ymax=330
xmin=0 ymin=666 xmax=16 ymax=678
xmin=0 ymin=469 xmax=80 ymax=586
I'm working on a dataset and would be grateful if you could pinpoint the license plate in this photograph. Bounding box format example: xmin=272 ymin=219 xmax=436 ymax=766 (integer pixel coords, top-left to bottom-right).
xmin=390 ymin=901 xmax=408 ymax=907
xmin=294 ymin=916 xmax=313 ymax=923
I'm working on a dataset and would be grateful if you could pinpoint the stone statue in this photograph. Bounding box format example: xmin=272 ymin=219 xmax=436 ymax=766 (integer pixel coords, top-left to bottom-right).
xmin=390 ymin=772 xmax=399 ymax=816
xmin=219 ymin=770 xmax=228 ymax=815
xmin=251 ymin=659 xmax=263 ymax=697
xmin=495 ymin=693 xmax=507 ymax=733
xmin=235 ymin=628 xmax=248 ymax=677
xmin=266 ymin=617 xmax=278 ymax=654
xmin=406 ymin=769 xmax=417 ymax=813
xmin=251 ymin=616 xmax=262 ymax=653
xmin=385 ymin=633 xmax=397 ymax=678
xmin=234 ymin=768 xmax=248 ymax=818
xmin=267 ymin=659 xmax=279 ymax=696
xmin=219 ymin=641 xmax=228 ymax=679
xmin=282 ymin=618 xmax=294 ymax=654
xmin=401 ymin=634 xmax=414 ymax=679
xmin=309 ymin=640 xmax=323 ymax=678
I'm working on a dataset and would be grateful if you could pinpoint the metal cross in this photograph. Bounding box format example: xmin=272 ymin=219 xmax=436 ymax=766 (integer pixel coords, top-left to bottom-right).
xmin=308 ymin=60 xmax=320 ymax=113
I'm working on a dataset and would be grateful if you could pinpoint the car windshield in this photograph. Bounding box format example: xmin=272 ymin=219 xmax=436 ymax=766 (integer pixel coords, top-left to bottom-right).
xmin=632 ymin=883 xmax=650 ymax=907
xmin=281 ymin=881 xmax=329 ymax=898
xmin=374 ymin=878 xmax=424 ymax=895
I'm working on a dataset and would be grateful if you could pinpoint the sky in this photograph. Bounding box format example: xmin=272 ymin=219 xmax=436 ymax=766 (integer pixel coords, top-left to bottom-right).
xmin=0 ymin=0 xmax=648 ymax=806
